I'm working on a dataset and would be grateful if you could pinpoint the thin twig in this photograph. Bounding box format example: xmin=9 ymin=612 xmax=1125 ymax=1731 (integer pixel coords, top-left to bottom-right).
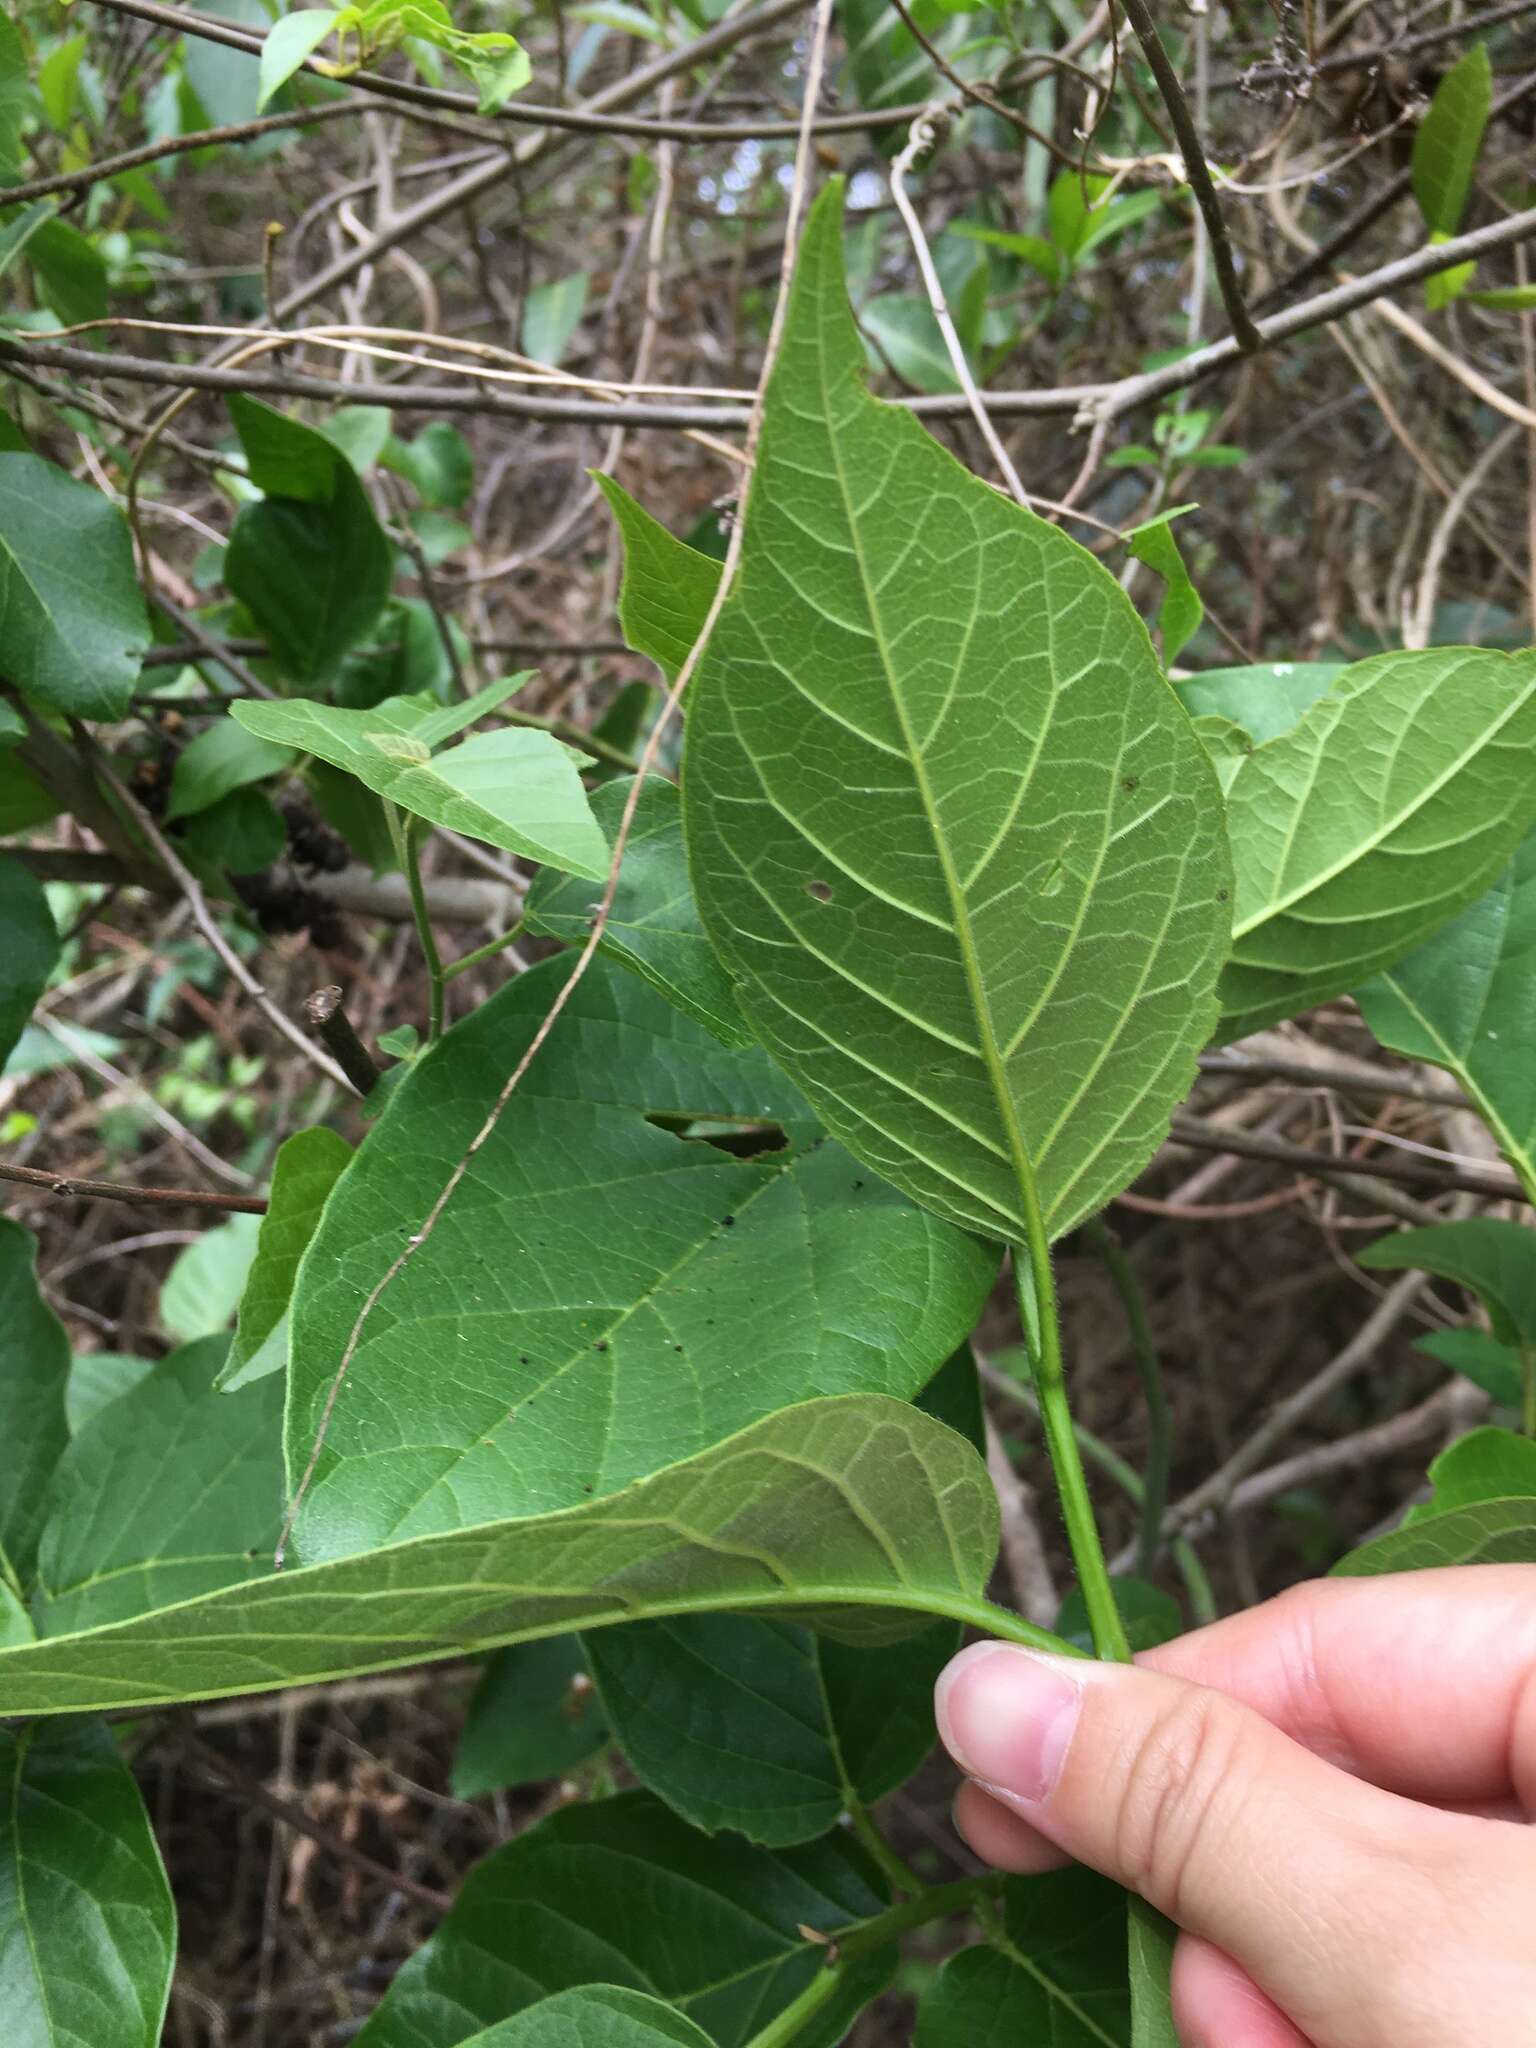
xmin=0 ymin=1160 xmax=266 ymax=1214
xmin=273 ymin=0 xmax=841 ymax=1569
xmin=1169 ymin=1112 xmax=1527 ymax=1203
xmin=303 ymin=989 xmax=381 ymax=1096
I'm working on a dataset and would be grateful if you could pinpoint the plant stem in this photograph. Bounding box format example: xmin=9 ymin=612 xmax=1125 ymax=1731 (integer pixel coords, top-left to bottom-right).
xmin=398 ymin=815 xmax=446 ymax=1041
xmin=1082 ymin=1217 xmax=1171 ymax=1580
xmin=442 ymin=918 xmax=525 ymax=982
xmin=1523 ymin=1347 xmax=1536 ymax=1439
xmin=1011 ymin=1252 xmax=1130 ymax=1662
xmin=741 ymin=1877 xmax=1000 ymax=2048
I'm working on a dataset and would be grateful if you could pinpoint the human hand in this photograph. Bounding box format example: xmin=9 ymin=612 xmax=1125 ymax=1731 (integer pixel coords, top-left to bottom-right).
xmin=933 ymin=1566 xmax=1536 ymax=2048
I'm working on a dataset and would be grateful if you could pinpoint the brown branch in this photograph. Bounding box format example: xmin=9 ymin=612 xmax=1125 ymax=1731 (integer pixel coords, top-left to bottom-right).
xmin=0 ymin=104 xmax=357 ymax=206
xmin=0 ymin=1161 xmax=266 ymax=1215
xmin=180 ymin=1733 xmax=450 ymax=1915
xmin=1168 ymin=1113 xmax=1527 ymax=1204
xmin=1113 ymin=0 xmax=1261 ymax=351
xmin=1212 ymin=0 xmax=1536 ymax=91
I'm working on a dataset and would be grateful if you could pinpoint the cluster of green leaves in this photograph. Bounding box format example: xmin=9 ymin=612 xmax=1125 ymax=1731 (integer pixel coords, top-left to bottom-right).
xmin=257 ymin=0 xmax=530 ymax=116
xmin=6 ymin=169 xmax=1536 ymax=2048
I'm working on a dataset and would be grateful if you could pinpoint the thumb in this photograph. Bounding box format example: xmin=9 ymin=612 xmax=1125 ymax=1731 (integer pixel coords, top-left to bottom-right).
xmin=934 ymin=1640 xmax=1484 ymax=2036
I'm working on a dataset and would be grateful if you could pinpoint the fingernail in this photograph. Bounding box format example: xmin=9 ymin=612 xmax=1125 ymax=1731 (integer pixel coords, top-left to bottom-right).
xmin=934 ymin=1643 xmax=1083 ymax=1806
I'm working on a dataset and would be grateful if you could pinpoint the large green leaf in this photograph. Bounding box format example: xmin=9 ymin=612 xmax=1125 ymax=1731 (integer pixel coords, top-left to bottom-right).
xmin=458 ymin=1988 xmax=715 ymax=2048
xmin=683 ymin=182 xmax=1230 ymax=1243
xmin=1412 ymin=43 xmax=1491 ymax=237
xmin=0 ymin=1393 xmax=1031 ymax=1716
xmin=224 ymin=394 xmax=393 ymax=681
xmin=914 ymin=1869 xmax=1131 ymax=2045
xmin=33 ymin=1337 xmax=283 ymax=1637
xmin=0 ymin=1219 xmax=70 ymax=1592
xmin=596 ymin=477 xmax=724 ymax=682
xmin=0 ymin=856 xmax=58 ymax=1075
xmin=0 ymin=455 xmax=150 ymax=720
xmin=221 ymin=1126 xmax=352 ymax=1391
xmin=1219 ymin=648 xmax=1536 ymax=1039
xmin=450 ymin=1636 xmax=608 ymax=1799
xmin=352 ymin=1789 xmax=891 ymax=2048
xmin=233 ymin=693 xmax=610 ymax=879
xmin=1355 ymin=830 xmax=1536 ymax=1197
xmin=525 ymin=776 xmax=750 ymax=1046
xmin=0 ymin=1716 xmax=175 ymax=2048
xmin=286 ymin=959 xmax=995 ymax=1561
xmin=1358 ymin=1218 xmax=1536 ymax=1348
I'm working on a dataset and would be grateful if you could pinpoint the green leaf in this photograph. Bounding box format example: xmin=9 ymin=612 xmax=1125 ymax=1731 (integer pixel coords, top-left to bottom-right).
xmin=0 ymin=751 xmax=59 ymax=835
xmin=1465 ymin=284 xmax=1536 ymax=311
xmin=1057 ymin=1576 xmax=1181 ymax=1654
xmin=224 ymin=394 xmax=393 ymax=681
xmin=0 ymin=1218 xmax=70 ymax=1589
xmin=0 ymin=1390 xmax=1020 ymax=1728
xmin=182 ymin=0 xmax=267 ymax=124
xmin=1126 ymin=507 xmax=1203 ymax=664
xmin=859 ymin=294 xmax=961 ymax=393
xmin=32 ymin=1336 xmax=284 ymax=1637
xmin=1414 ymin=1327 xmax=1523 ymax=1407
xmin=257 ymin=8 xmax=337 ymax=110
xmin=64 ymin=1353 xmax=158 ymax=1437
xmin=0 ymin=1717 xmax=175 ymax=2048
xmin=526 ymin=776 xmax=750 ymax=1047
xmin=1424 ymin=237 xmax=1476 ymax=312
xmin=915 ymin=1868 xmax=1131 ymax=2044
xmin=1127 ymin=1901 xmax=1178 ymax=2048
xmin=523 ymin=273 xmax=590 ymax=368
xmin=0 ymin=454 xmax=150 ymax=720
xmin=1356 ymin=830 xmax=1536 ymax=1197
xmin=0 ymin=201 xmax=61 ymax=284
xmin=222 ymin=1126 xmax=352 ymax=1392
xmin=320 ymin=402 xmax=394 ymax=475
xmin=451 ymin=1636 xmax=608 ymax=1798
xmin=27 ymin=217 xmax=108 ymax=327
xmin=1412 ymin=43 xmax=1491 ymax=237
xmin=596 ymin=476 xmax=723 ymax=682
xmin=0 ymin=856 xmax=59 ymax=1076
xmin=1359 ymin=1217 xmax=1536 ymax=1347
xmin=233 ymin=692 xmax=610 ymax=879
xmin=949 ymin=223 xmax=1061 ymax=289
xmin=159 ymin=1214 xmax=262 ymax=1344
xmin=457 ymin=1988 xmax=717 ymax=2048
xmin=683 ymin=182 xmax=1230 ymax=1243
xmin=1174 ymin=661 xmax=1342 ymax=746
xmin=36 ymin=36 xmax=85 ymax=132
xmin=584 ymin=1611 xmax=956 ymax=1846
xmin=1220 ymin=648 xmax=1536 ymax=1039
xmin=1188 ymin=713 xmax=1250 ymax=796
xmin=285 ymin=958 xmax=996 ymax=1561
xmin=179 ymin=784 xmax=287 ymax=875
xmin=1335 ymin=1426 xmax=1536 ymax=1575
xmin=0 ymin=16 xmax=29 ymax=171
xmin=353 ymin=1789 xmax=889 ymax=2048
xmin=166 ymin=717 xmax=295 ymax=821
xmin=383 ymin=421 xmax=475 ymax=508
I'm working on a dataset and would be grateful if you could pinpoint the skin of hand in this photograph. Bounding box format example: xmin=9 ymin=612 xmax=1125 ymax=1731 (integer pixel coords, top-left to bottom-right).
xmin=933 ymin=1566 xmax=1536 ymax=2048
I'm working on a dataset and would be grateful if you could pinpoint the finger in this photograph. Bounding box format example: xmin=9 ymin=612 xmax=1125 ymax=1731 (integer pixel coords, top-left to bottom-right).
xmin=934 ymin=1638 xmax=1504 ymax=2036
xmin=1139 ymin=1566 xmax=1536 ymax=1807
xmin=1171 ymin=1934 xmax=1314 ymax=2048
xmin=951 ymin=1778 xmax=1070 ymax=1873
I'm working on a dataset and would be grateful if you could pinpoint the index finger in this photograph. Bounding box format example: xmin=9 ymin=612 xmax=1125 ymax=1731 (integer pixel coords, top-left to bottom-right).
xmin=1140 ymin=1564 xmax=1536 ymax=1808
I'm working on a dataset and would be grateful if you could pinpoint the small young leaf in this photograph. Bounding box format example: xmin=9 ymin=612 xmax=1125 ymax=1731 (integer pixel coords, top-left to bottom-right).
xmin=351 ymin=1790 xmax=890 ymax=2048
xmin=522 ymin=273 xmax=590 ymax=367
xmin=525 ymin=776 xmax=752 ymax=1047
xmin=1126 ymin=507 xmax=1203 ymax=664
xmin=383 ymin=421 xmax=475 ymax=507
xmin=0 ymin=1218 xmax=70 ymax=1589
xmin=0 ymin=1717 xmax=175 ymax=2048
xmin=1465 ymin=283 xmax=1536 ymax=311
xmin=222 ymin=1126 xmax=352 ymax=1392
xmin=1220 ymin=649 xmax=1536 ymax=1038
xmin=595 ymin=475 xmax=724 ymax=681
xmin=1356 ymin=830 xmax=1536 ymax=1197
xmin=1412 ymin=43 xmax=1492 ymax=238
xmin=684 ymin=182 xmax=1230 ymax=1243
xmin=0 ymin=455 xmax=151 ymax=720
xmin=257 ymin=8 xmax=338 ymax=110
xmin=165 ymin=718 xmax=295 ymax=821
xmin=33 ymin=1336 xmax=284 ymax=1637
xmin=451 ymin=1636 xmax=608 ymax=1798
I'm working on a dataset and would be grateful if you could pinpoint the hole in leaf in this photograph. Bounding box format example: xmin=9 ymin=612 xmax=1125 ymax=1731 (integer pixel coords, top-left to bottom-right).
xmin=805 ymin=879 xmax=833 ymax=902
xmin=644 ymin=1112 xmax=789 ymax=1159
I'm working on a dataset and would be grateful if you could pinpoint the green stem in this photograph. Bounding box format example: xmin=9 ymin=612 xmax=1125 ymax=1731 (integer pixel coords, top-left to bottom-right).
xmin=442 ymin=918 xmax=526 ymax=983
xmin=843 ymin=1795 xmax=921 ymax=1898
xmin=1082 ymin=1216 xmax=1172 ymax=1580
xmin=741 ymin=1877 xmax=1001 ymax=2048
xmin=400 ymin=817 xmax=446 ymax=1041
xmin=1012 ymin=1253 xmax=1131 ymax=1663
xmin=1523 ymin=1347 xmax=1536 ymax=1440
